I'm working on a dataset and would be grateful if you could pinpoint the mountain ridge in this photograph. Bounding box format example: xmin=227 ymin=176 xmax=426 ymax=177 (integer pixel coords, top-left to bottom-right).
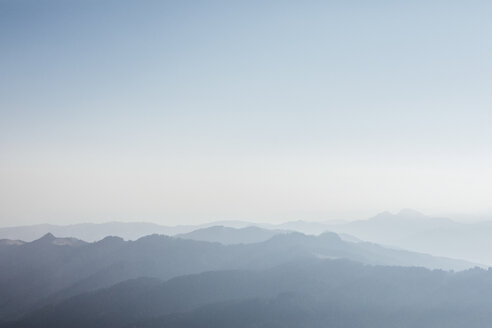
xmin=0 ymin=229 xmax=479 ymax=321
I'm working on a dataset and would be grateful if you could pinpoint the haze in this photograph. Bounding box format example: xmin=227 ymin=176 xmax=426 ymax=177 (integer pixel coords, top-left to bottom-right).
xmin=1 ymin=0 xmax=492 ymax=226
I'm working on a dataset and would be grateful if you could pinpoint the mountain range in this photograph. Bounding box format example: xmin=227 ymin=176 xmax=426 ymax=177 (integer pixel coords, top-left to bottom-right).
xmin=327 ymin=209 xmax=492 ymax=265
xmin=0 ymin=228 xmax=477 ymax=321
xmin=3 ymin=209 xmax=492 ymax=266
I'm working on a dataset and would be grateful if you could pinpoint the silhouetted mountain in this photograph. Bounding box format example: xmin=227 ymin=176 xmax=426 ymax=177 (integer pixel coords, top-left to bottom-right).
xmin=0 ymin=221 xmax=278 ymax=243
xmin=5 ymin=259 xmax=492 ymax=328
xmin=275 ymin=220 xmax=332 ymax=235
xmin=0 ymin=231 xmax=475 ymax=320
xmin=32 ymin=233 xmax=87 ymax=247
xmin=0 ymin=220 xmax=342 ymax=243
xmin=328 ymin=209 xmax=492 ymax=265
xmin=0 ymin=222 xmax=196 ymax=242
xmin=176 ymin=226 xmax=288 ymax=244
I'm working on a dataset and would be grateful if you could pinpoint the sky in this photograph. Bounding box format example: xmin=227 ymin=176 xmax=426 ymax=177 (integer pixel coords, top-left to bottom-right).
xmin=1 ymin=0 xmax=492 ymax=226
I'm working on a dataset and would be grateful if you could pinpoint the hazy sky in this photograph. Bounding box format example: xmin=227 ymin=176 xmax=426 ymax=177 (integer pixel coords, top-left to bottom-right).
xmin=1 ymin=0 xmax=492 ymax=226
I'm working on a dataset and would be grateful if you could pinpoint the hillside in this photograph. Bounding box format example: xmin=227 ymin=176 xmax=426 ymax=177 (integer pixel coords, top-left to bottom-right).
xmin=4 ymin=259 xmax=492 ymax=328
xmin=0 ymin=231 xmax=477 ymax=320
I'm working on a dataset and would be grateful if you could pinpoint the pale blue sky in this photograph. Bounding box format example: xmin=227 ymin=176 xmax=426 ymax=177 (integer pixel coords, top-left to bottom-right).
xmin=1 ymin=0 xmax=492 ymax=226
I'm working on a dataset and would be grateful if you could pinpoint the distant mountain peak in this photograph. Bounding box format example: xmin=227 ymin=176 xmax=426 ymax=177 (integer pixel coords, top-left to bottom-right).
xmin=176 ymin=225 xmax=287 ymax=245
xmin=371 ymin=209 xmax=427 ymax=221
xmin=99 ymin=235 xmax=125 ymax=243
xmin=38 ymin=232 xmax=56 ymax=242
xmin=397 ymin=209 xmax=426 ymax=217
xmin=32 ymin=233 xmax=86 ymax=247
xmin=318 ymin=231 xmax=342 ymax=242
xmin=374 ymin=210 xmax=392 ymax=217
